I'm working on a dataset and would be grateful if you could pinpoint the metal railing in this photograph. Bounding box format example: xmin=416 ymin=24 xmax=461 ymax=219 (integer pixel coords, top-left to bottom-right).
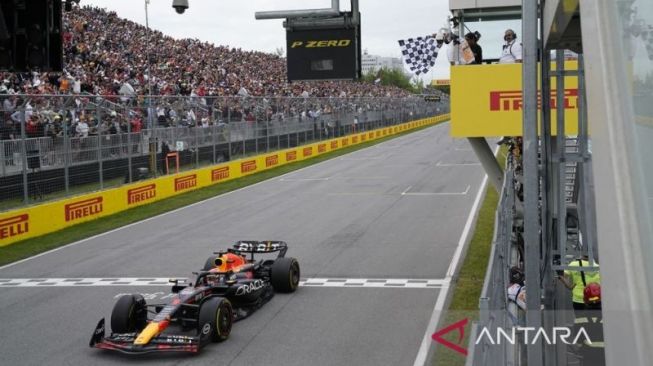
xmin=466 ymin=153 xmax=520 ymax=366
xmin=0 ymin=95 xmax=448 ymax=210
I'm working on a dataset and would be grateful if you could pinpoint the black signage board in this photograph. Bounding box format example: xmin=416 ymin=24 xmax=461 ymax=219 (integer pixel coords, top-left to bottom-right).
xmin=286 ymin=26 xmax=361 ymax=82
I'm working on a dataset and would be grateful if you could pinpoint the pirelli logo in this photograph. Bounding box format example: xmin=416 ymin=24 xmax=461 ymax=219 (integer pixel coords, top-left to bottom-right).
xmin=368 ymin=132 xmax=374 ymax=139
xmin=352 ymin=136 xmax=359 ymax=144
xmin=65 ymin=197 xmax=103 ymax=222
xmin=376 ymin=131 xmax=381 ymax=138
xmin=342 ymin=138 xmax=349 ymax=147
xmin=361 ymin=135 xmax=367 ymax=142
xmin=394 ymin=127 xmax=398 ymax=133
xmin=128 ymin=184 xmax=156 ymax=205
xmin=489 ymin=89 xmax=578 ymax=111
xmin=175 ymin=175 xmax=197 ymax=192
xmin=241 ymin=160 xmax=257 ymax=173
xmin=303 ymin=147 xmax=313 ymax=157
xmin=286 ymin=151 xmax=297 ymax=162
xmin=0 ymin=214 xmax=29 ymax=240
xmin=383 ymin=130 xmax=387 ymax=136
xmin=211 ymin=167 xmax=230 ymax=182
xmin=266 ymin=155 xmax=279 ymax=168
xmin=331 ymin=141 xmax=338 ymax=149
xmin=318 ymin=144 xmax=326 ymax=153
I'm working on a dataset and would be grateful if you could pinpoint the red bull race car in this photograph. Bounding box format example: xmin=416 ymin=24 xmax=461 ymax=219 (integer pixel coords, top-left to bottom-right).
xmin=89 ymin=241 xmax=300 ymax=354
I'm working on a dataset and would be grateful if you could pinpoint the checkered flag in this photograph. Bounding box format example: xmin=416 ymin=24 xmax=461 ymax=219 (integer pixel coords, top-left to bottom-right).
xmin=398 ymin=36 xmax=442 ymax=75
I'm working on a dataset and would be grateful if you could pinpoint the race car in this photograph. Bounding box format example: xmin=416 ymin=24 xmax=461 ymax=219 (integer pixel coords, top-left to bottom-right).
xmin=89 ymin=240 xmax=300 ymax=354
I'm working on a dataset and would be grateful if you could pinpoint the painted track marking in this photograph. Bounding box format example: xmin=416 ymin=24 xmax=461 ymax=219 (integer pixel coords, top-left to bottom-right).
xmin=0 ymin=277 xmax=449 ymax=289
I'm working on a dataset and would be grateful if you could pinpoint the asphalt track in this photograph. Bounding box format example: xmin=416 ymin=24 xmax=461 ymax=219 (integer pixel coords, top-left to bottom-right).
xmin=0 ymin=123 xmax=487 ymax=366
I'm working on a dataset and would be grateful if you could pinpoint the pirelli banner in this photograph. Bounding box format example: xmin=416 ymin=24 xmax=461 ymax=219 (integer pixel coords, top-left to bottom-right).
xmin=451 ymin=61 xmax=580 ymax=137
xmin=0 ymin=115 xmax=449 ymax=246
xmin=287 ymin=26 xmax=361 ymax=81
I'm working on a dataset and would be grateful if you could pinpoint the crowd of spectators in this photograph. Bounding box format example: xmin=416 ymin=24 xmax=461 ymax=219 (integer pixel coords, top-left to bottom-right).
xmin=0 ymin=6 xmax=411 ymax=99
xmin=0 ymin=6 xmax=419 ymax=142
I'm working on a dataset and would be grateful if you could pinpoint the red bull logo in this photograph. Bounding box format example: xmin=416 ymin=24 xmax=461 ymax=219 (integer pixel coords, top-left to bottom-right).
xmin=128 ymin=184 xmax=156 ymax=205
xmin=352 ymin=136 xmax=359 ymax=144
xmin=368 ymin=132 xmax=374 ymax=139
xmin=286 ymin=151 xmax=297 ymax=162
xmin=65 ymin=197 xmax=103 ymax=222
xmin=303 ymin=147 xmax=313 ymax=157
xmin=241 ymin=160 xmax=257 ymax=173
xmin=211 ymin=167 xmax=230 ymax=182
xmin=318 ymin=144 xmax=326 ymax=153
xmin=175 ymin=175 xmax=197 ymax=192
xmin=0 ymin=214 xmax=29 ymax=240
xmin=342 ymin=138 xmax=349 ymax=147
xmin=376 ymin=131 xmax=381 ymax=138
xmin=266 ymin=155 xmax=279 ymax=168
xmin=330 ymin=141 xmax=338 ymax=149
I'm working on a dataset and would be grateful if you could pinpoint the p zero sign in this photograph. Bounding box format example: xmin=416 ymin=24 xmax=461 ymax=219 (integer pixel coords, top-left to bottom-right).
xmin=286 ymin=26 xmax=361 ymax=82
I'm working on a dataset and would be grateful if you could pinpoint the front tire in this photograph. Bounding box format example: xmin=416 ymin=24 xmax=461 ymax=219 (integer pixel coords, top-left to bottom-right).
xmin=198 ymin=297 xmax=233 ymax=344
xmin=271 ymin=257 xmax=300 ymax=293
xmin=111 ymin=294 xmax=147 ymax=333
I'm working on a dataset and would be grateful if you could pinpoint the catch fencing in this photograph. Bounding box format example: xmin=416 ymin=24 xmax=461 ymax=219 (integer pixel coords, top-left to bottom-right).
xmin=0 ymin=95 xmax=447 ymax=210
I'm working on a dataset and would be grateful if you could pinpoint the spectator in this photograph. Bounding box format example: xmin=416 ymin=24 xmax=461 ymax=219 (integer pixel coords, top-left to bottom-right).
xmin=76 ymin=116 xmax=89 ymax=137
xmin=465 ymin=32 xmax=483 ymax=64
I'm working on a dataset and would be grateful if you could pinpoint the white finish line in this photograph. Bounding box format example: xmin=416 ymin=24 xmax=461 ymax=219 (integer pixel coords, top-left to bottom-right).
xmin=0 ymin=277 xmax=448 ymax=289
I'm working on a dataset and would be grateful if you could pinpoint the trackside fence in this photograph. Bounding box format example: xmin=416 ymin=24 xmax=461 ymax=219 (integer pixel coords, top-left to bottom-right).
xmin=466 ymin=154 xmax=521 ymax=366
xmin=0 ymin=95 xmax=448 ymax=210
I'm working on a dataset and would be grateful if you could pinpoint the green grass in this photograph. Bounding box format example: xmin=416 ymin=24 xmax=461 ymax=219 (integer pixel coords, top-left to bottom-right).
xmin=433 ymin=147 xmax=507 ymax=366
xmin=0 ymin=125 xmax=438 ymax=267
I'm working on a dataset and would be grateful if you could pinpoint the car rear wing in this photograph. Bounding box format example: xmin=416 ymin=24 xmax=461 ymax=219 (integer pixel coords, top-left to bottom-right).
xmin=233 ymin=241 xmax=288 ymax=257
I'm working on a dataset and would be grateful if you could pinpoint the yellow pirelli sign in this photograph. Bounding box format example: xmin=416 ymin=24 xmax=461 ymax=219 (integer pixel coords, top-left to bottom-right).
xmin=451 ymin=61 xmax=580 ymax=137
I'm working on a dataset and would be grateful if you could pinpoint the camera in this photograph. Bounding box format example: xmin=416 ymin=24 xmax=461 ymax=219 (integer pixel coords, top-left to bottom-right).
xmin=172 ymin=0 xmax=189 ymax=14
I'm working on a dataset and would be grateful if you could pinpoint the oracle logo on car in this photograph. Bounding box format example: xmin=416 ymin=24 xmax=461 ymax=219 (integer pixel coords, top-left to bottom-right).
xmin=318 ymin=144 xmax=326 ymax=153
xmin=175 ymin=175 xmax=197 ymax=192
xmin=330 ymin=141 xmax=338 ymax=149
xmin=65 ymin=197 xmax=103 ymax=222
xmin=127 ymin=184 xmax=156 ymax=205
xmin=211 ymin=167 xmax=230 ymax=182
xmin=0 ymin=214 xmax=29 ymax=240
xmin=303 ymin=147 xmax=313 ymax=157
xmin=489 ymin=89 xmax=578 ymax=111
xmin=266 ymin=155 xmax=279 ymax=168
xmin=241 ymin=160 xmax=257 ymax=173
xmin=286 ymin=151 xmax=297 ymax=162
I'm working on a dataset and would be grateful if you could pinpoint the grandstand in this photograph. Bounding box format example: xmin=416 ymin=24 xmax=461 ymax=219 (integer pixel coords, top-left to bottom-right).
xmin=0 ymin=4 xmax=444 ymax=209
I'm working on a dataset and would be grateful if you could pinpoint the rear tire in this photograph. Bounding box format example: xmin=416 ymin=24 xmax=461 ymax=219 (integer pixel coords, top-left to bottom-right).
xmin=111 ymin=294 xmax=147 ymax=333
xmin=271 ymin=257 xmax=300 ymax=293
xmin=198 ymin=297 xmax=233 ymax=344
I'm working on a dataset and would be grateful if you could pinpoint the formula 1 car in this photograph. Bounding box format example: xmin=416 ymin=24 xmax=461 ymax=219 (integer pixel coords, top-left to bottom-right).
xmin=89 ymin=241 xmax=300 ymax=354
